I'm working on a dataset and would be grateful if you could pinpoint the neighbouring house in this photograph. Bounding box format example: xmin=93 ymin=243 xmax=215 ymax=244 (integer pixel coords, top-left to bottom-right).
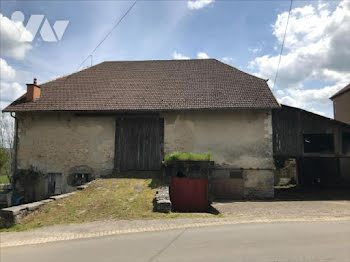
xmin=3 ymin=59 xmax=280 ymax=202
xmin=330 ymin=83 xmax=350 ymax=125
xmin=273 ymin=105 xmax=350 ymax=186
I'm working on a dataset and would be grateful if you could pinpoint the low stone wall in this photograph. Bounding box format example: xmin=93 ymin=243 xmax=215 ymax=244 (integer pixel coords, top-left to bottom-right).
xmin=0 ymin=182 xmax=92 ymax=228
xmin=0 ymin=192 xmax=76 ymax=228
xmin=154 ymin=187 xmax=171 ymax=213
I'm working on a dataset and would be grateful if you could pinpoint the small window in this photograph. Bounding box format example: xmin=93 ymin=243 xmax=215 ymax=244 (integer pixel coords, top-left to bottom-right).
xmin=230 ymin=170 xmax=243 ymax=179
xmin=72 ymin=173 xmax=90 ymax=186
xmin=303 ymin=134 xmax=334 ymax=154
xmin=342 ymin=132 xmax=350 ymax=155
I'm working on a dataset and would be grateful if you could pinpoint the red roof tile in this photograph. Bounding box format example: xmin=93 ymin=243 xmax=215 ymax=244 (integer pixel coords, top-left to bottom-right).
xmin=3 ymin=59 xmax=279 ymax=112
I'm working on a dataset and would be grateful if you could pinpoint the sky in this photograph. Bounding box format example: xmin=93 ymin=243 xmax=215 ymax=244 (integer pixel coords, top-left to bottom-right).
xmin=0 ymin=0 xmax=349 ymax=118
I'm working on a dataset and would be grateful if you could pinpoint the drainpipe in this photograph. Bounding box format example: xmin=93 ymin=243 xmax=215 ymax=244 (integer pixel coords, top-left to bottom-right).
xmin=10 ymin=112 xmax=18 ymax=188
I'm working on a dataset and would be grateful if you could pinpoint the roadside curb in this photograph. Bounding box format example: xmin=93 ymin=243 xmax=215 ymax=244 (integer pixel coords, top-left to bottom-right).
xmin=2 ymin=216 xmax=350 ymax=248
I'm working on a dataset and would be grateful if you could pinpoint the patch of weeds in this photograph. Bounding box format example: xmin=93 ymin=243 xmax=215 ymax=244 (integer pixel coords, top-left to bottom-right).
xmin=164 ymin=152 xmax=212 ymax=162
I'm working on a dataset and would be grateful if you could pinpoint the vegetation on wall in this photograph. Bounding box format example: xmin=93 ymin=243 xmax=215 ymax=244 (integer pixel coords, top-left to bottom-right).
xmin=164 ymin=152 xmax=212 ymax=162
xmin=13 ymin=166 xmax=46 ymax=188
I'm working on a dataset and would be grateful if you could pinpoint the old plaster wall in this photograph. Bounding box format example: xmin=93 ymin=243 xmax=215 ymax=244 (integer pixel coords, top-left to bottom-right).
xmin=161 ymin=110 xmax=275 ymax=199
xmin=162 ymin=110 xmax=274 ymax=169
xmin=16 ymin=112 xmax=115 ymax=198
xmin=333 ymin=91 xmax=350 ymax=125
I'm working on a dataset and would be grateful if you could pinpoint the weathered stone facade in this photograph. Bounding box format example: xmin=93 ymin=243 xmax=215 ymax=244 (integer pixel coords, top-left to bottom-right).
xmin=16 ymin=112 xmax=115 ymax=199
xmin=162 ymin=110 xmax=275 ymax=199
xmin=15 ymin=109 xmax=275 ymax=201
xmin=161 ymin=110 xmax=274 ymax=169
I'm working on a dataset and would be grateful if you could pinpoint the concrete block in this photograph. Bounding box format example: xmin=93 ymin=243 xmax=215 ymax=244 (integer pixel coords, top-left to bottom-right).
xmin=40 ymin=199 xmax=54 ymax=204
xmin=49 ymin=192 xmax=76 ymax=200
xmin=154 ymin=187 xmax=172 ymax=213
xmin=156 ymin=200 xmax=172 ymax=213
xmin=22 ymin=201 xmax=45 ymax=211
xmin=1 ymin=204 xmax=29 ymax=215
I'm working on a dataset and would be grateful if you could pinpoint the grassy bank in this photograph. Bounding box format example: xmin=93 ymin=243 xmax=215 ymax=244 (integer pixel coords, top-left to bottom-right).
xmin=1 ymin=177 xmax=216 ymax=232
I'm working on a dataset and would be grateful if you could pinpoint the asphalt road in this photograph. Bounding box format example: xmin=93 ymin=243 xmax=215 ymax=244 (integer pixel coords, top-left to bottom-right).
xmin=2 ymin=221 xmax=350 ymax=262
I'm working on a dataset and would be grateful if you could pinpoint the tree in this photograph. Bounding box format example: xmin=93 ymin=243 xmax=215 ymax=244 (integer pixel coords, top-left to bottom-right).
xmin=0 ymin=147 xmax=9 ymax=171
xmin=0 ymin=113 xmax=14 ymax=149
xmin=0 ymin=113 xmax=14 ymax=179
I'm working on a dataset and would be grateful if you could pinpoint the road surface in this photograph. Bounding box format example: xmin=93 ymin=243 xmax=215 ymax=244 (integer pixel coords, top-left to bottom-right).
xmin=2 ymin=221 xmax=350 ymax=262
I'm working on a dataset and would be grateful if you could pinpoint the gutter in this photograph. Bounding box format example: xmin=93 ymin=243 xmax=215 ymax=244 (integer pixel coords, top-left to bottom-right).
xmin=10 ymin=112 xmax=18 ymax=183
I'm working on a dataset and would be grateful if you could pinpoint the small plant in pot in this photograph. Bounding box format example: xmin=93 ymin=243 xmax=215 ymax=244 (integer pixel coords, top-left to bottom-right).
xmin=163 ymin=152 xmax=214 ymax=179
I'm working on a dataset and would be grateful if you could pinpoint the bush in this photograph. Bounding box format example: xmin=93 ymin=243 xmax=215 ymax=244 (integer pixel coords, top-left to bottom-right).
xmin=0 ymin=147 xmax=9 ymax=171
xmin=164 ymin=152 xmax=212 ymax=162
xmin=13 ymin=166 xmax=45 ymax=188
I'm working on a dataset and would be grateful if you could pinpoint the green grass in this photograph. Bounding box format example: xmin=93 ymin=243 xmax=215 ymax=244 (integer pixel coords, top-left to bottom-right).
xmin=1 ymin=177 xmax=217 ymax=232
xmin=0 ymin=175 xmax=10 ymax=184
xmin=164 ymin=152 xmax=212 ymax=162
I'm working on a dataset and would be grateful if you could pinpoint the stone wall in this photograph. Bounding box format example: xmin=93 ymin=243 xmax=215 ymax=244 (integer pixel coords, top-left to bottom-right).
xmin=161 ymin=110 xmax=275 ymax=199
xmin=210 ymin=168 xmax=274 ymax=199
xmin=161 ymin=110 xmax=274 ymax=169
xmin=15 ymin=110 xmax=275 ymax=201
xmin=16 ymin=112 xmax=115 ymax=199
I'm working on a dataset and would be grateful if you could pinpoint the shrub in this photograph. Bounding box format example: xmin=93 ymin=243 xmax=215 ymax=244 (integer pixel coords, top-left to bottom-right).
xmin=0 ymin=147 xmax=9 ymax=171
xmin=13 ymin=166 xmax=46 ymax=188
xmin=164 ymin=152 xmax=212 ymax=162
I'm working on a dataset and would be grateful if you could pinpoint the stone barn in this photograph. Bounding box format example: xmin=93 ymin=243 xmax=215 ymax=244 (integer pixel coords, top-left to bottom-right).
xmin=3 ymin=59 xmax=279 ymax=201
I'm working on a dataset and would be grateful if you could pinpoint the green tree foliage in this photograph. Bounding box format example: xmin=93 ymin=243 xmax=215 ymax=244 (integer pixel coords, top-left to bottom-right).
xmin=0 ymin=147 xmax=9 ymax=171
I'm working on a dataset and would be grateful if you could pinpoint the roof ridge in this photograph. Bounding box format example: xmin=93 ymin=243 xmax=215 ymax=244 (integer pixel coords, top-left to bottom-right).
xmin=102 ymin=58 xmax=216 ymax=63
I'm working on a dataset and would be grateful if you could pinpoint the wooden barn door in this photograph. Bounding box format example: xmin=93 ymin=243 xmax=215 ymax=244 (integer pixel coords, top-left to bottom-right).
xmin=117 ymin=117 xmax=163 ymax=171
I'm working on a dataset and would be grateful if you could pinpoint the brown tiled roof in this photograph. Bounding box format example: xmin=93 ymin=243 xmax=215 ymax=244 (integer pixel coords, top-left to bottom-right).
xmin=3 ymin=59 xmax=279 ymax=112
xmin=330 ymin=83 xmax=350 ymax=100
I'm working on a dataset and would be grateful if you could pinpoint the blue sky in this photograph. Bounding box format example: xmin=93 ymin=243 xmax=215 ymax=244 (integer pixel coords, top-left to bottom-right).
xmin=1 ymin=0 xmax=349 ymax=117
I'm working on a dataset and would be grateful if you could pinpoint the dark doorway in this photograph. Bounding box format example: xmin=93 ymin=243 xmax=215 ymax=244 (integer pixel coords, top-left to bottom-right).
xmin=116 ymin=117 xmax=163 ymax=171
xmin=47 ymin=173 xmax=62 ymax=196
xmin=303 ymin=134 xmax=334 ymax=154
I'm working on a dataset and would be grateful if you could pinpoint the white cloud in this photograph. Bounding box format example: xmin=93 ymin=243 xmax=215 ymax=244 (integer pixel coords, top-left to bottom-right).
xmin=0 ymin=81 xmax=26 ymax=103
xmin=172 ymin=51 xmax=210 ymax=60
xmin=172 ymin=51 xmax=190 ymax=60
xmin=0 ymin=58 xmax=26 ymax=109
xmin=249 ymin=0 xmax=350 ymax=116
xmin=250 ymin=0 xmax=350 ymax=87
xmin=0 ymin=58 xmax=16 ymax=80
xmin=197 ymin=52 xmax=209 ymax=59
xmin=187 ymin=0 xmax=214 ymax=10
xmin=277 ymin=80 xmax=348 ymax=117
xmin=221 ymin=57 xmax=235 ymax=65
xmin=248 ymin=47 xmax=262 ymax=54
xmin=0 ymin=13 xmax=32 ymax=59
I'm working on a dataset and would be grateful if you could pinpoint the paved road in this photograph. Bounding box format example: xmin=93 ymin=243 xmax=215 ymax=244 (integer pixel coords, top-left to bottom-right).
xmin=2 ymin=221 xmax=350 ymax=262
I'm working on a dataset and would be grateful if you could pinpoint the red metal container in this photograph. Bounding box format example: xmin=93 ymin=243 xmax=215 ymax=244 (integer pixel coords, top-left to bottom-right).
xmin=170 ymin=177 xmax=208 ymax=212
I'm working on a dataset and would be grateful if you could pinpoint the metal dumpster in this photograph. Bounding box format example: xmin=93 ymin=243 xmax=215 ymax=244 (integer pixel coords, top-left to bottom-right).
xmin=170 ymin=176 xmax=208 ymax=212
